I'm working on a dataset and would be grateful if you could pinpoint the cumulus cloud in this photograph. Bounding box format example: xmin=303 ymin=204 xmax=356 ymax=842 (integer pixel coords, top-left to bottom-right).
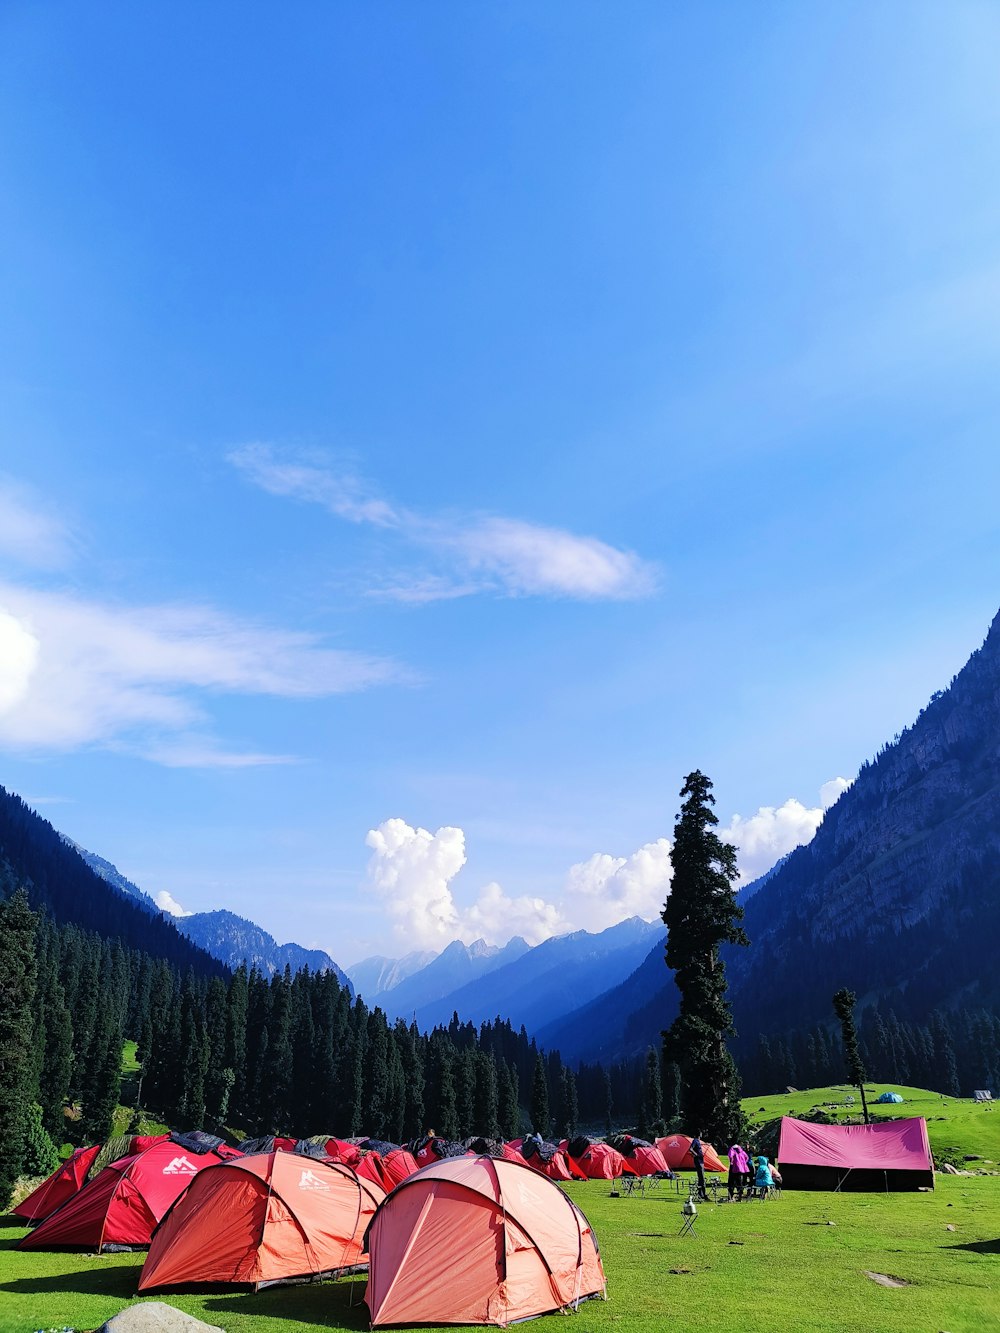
xmin=155 ymin=890 xmax=192 ymax=917
xmin=720 ymin=777 xmax=853 ymax=884
xmin=0 ymin=583 xmax=404 ymax=764
xmin=364 ymin=818 xmax=568 ymax=951
xmin=230 ymin=445 xmax=657 ymax=602
xmin=462 ymin=881 xmax=567 ymax=947
xmin=562 ymin=838 xmax=673 ymax=933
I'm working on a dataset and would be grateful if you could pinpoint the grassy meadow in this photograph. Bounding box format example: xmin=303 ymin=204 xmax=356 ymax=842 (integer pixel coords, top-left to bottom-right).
xmin=1 ymin=1087 xmax=996 ymax=1333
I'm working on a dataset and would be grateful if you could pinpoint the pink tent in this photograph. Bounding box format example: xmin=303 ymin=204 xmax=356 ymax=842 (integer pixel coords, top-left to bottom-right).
xmin=364 ymin=1155 xmax=606 ymax=1327
xmin=777 ymin=1116 xmax=934 ymax=1191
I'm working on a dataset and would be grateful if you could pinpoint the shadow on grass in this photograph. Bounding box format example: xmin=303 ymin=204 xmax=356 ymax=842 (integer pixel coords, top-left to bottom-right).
xmin=947 ymin=1237 xmax=1000 ymax=1255
xmin=200 ymin=1276 xmax=370 ymax=1329
xmin=0 ymin=1266 xmax=138 ymax=1299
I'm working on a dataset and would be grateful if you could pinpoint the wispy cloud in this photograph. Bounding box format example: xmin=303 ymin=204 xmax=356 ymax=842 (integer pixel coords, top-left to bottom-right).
xmin=155 ymin=889 xmax=193 ymax=917
xmin=0 ymin=476 xmax=77 ymax=570
xmin=0 ymin=583 xmax=405 ymax=765
xmin=229 ymin=444 xmax=658 ymax=602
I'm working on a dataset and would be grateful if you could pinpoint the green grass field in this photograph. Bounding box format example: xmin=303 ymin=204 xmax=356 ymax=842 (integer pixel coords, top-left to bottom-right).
xmin=1 ymin=1088 xmax=996 ymax=1333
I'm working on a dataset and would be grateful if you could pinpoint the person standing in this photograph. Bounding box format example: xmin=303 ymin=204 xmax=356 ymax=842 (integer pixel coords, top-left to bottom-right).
xmin=727 ymin=1142 xmax=750 ymax=1200
xmin=689 ymin=1132 xmax=707 ymax=1200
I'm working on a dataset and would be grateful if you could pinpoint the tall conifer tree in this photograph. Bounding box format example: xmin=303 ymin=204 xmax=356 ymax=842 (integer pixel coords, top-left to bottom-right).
xmin=662 ymin=771 xmax=749 ymax=1142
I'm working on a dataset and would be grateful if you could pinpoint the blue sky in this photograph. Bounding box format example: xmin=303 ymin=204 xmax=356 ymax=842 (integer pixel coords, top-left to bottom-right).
xmin=1 ymin=2 xmax=998 ymax=964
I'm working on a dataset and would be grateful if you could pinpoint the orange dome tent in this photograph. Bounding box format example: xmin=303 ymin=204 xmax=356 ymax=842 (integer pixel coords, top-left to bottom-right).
xmin=364 ymin=1155 xmax=605 ymax=1328
xmin=139 ymin=1152 xmax=385 ymax=1291
xmin=655 ymin=1134 xmax=725 ymax=1173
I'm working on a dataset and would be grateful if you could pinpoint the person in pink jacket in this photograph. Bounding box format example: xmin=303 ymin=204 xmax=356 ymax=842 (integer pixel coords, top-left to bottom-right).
xmin=727 ymin=1142 xmax=751 ymax=1200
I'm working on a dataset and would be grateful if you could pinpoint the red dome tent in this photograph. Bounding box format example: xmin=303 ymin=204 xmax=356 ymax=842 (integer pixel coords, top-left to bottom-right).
xmin=621 ymin=1143 xmax=670 ymax=1176
xmin=356 ymin=1148 xmax=419 ymax=1191
xmin=18 ymin=1139 xmax=232 ymax=1252
xmin=655 ymin=1134 xmax=725 ymax=1173
xmin=506 ymin=1138 xmax=587 ymax=1182
xmin=13 ymin=1135 xmax=170 ymax=1225
xmin=777 ymin=1116 xmax=935 ymax=1191
xmin=139 ymin=1152 xmax=386 ymax=1292
xmin=566 ymin=1141 xmax=634 ymax=1180
xmin=13 ymin=1145 xmax=102 ymax=1224
xmin=364 ymin=1155 xmax=606 ymax=1328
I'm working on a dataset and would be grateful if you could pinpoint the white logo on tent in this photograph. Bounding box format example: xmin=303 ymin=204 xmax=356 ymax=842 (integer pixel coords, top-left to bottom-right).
xmin=298 ymin=1169 xmax=331 ymax=1191
xmin=162 ymin=1155 xmax=198 ymax=1175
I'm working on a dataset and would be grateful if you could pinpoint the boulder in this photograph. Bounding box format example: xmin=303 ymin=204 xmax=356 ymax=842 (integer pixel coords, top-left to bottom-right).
xmin=99 ymin=1303 xmax=225 ymax=1333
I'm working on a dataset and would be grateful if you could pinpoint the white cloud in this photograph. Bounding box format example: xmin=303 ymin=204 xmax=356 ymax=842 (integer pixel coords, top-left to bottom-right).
xmin=448 ymin=517 xmax=656 ymax=600
xmin=820 ymin=776 xmax=852 ymax=809
xmin=462 ymin=881 xmax=566 ymax=947
xmin=720 ymin=777 xmax=853 ymax=883
xmin=230 ymin=445 xmax=658 ymax=602
xmin=155 ymin=890 xmax=193 ymax=917
xmin=364 ymin=819 xmax=465 ymax=949
xmin=0 ymin=477 xmax=76 ymax=570
xmin=228 ymin=445 xmax=399 ymax=527
xmin=0 ymin=608 xmax=39 ymax=710
xmin=0 ymin=583 xmax=403 ymax=764
xmin=562 ymin=838 xmax=673 ymax=933
xmin=364 ymin=818 xmax=568 ymax=950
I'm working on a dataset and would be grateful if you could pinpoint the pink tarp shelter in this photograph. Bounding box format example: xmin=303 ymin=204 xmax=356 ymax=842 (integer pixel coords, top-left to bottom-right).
xmin=777 ymin=1116 xmax=934 ymax=1191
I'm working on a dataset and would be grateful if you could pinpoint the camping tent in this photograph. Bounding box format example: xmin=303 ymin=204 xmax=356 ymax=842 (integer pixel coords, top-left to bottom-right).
xmin=138 ymin=1152 xmax=385 ymax=1291
xmin=564 ymin=1140 xmax=633 ymax=1180
xmin=13 ymin=1145 xmax=102 ymax=1224
xmin=777 ymin=1116 xmax=934 ymax=1191
xmin=364 ymin=1155 xmax=606 ymax=1327
xmin=506 ymin=1138 xmax=586 ymax=1182
xmin=876 ymin=1092 xmax=904 ymax=1104
xmin=655 ymin=1134 xmax=725 ymax=1173
xmin=974 ymin=1090 xmax=993 ymax=1102
xmin=13 ymin=1135 xmax=171 ymax=1224
xmin=356 ymin=1147 xmax=419 ymax=1191
xmin=18 ymin=1139 xmax=234 ymax=1251
xmin=619 ymin=1143 xmax=670 ymax=1176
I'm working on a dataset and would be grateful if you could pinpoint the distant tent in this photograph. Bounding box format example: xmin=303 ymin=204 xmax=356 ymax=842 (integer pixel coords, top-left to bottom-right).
xmin=506 ymin=1137 xmax=586 ymax=1182
xmin=356 ymin=1148 xmax=420 ymax=1192
xmin=364 ymin=1155 xmax=606 ymax=1327
xmin=619 ymin=1142 xmax=670 ymax=1176
xmin=18 ymin=1139 xmax=233 ymax=1251
xmin=777 ymin=1116 xmax=934 ymax=1191
xmin=974 ymin=1090 xmax=993 ymax=1102
xmin=876 ymin=1092 xmax=904 ymax=1104
xmin=413 ymin=1136 xmax=471 ymax=1167
xmin=322 ymin=1137 xmax=364 ymax=1167
xmin=139 ymin=1152 xmax=385 ymax=1292
xmin=13 ymin=1135 xmax=170 ymax=1225
xmin=655 ymin=1134 xmax=725 ymax=1174
xmin=565 ymin=1140 xmax=634 ymax=1180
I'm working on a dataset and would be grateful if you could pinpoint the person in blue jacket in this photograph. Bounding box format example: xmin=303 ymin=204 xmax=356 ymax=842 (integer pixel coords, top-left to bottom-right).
xmin=754 ymin=1155 xmax=774 ymax=1193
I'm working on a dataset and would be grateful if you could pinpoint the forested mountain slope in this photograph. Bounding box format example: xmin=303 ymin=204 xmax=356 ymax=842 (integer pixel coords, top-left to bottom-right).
xmin=0 ymin=786 xmax=224 ymax=977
